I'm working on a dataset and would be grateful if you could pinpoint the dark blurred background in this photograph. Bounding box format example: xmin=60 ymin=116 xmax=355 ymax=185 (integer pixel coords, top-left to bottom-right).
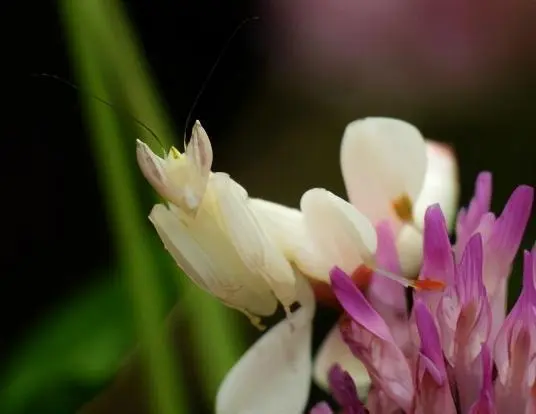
xmin=3 ymin=0 xmax=536 ymax=413
xmin=4 ymin=0 xmax=257 ymax=355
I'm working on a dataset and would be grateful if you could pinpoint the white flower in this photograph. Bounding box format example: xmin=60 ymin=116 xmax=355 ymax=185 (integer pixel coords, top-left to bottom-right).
xmin=252 ymin=117 xmax=459 ymax=279
xmin=249 ymin=117 xmax=459 ymax=392
xmin=216 ymin=276 xmax=316 ymax=414
xmin=137 ymin=117 xmax=459 ymax=412
xmin=136 ymin=120 xmax=213 ymax=216
xmin=137 ymin=121 xmax=297 ymax=326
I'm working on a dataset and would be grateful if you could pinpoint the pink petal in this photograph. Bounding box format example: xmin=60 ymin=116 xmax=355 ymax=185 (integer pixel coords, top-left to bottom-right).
xmin=485 ymin=185 xmax=534 ymax=339
xmin=415 ymin=300 xmax=445 ymax=379
xmin=413 ymin=300 xmax=457 ymax=414
xmin=340 ymin=318 xmax=414 ymax=412
xmin=366 ymin=388 xmax=404 ymax=414
xmin=436 ymin=234 xmax=491 ymax=373
xmin=368 ymin=222 xmax=410 ymax=350
xmin=456 ymin=233 xmax=485 ymax=306
xmin=422 ymin=205 xmax=456 ymax=286
xmin=436 ymin=286 xmax=461 ymax=364
xmin=494 ymin=250 xmax=536 ymax=413
xmin=468 ymin=345 xmax=497 ymax=414
xmin=309 ymin=402 xmax=333 ymax=414
xmin=328 ymin=364 xmax=368 ymax=413
xmin=455 ymin=171 xmax=492 ymax=253
xmin=373 ymin=221 xmax=403 ymax=277
xmin=454 ymin=299 xmax=492 ymax=413
xmin=453 ymin=235 xmax=492 ymax=412
xmin=330 ymin=267 xmax=393 ymax=342
xmin=332 ymin=268 xmax=414 ymax=411
xmin=487 ymin=185 xmax=534 ymax=263
xmin=418 ymin=204 xmax=456 ymax=313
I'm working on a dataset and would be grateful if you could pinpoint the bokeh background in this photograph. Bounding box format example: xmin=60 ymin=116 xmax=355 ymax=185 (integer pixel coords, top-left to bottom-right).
xmin=3 ymin=1 xmax=535 ymax=413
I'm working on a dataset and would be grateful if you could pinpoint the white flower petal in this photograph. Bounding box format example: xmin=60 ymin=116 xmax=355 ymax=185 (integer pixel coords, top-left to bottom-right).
xmin=413 ymin=140 xmax=460 ymax=231
xmin=140 ymin=130 xmax=298 ymax=319
xmin=150 ymin=203 xmax=278 ymax=318
xmin=185 ymin=120 xmax=213 ymax=175
xmin=340 ymin=117 xmax=427 ymax=228
xmin=136 ymin=138 xmax=209 ymax=216
xmin=249 ymin=198 xmax=329 ymax=282
xmin=313 ymin=324 xmax=371 ymax=400
xmin=395 ymin=224 xmax=424 ymax=277
xmin=300 ymin=188 xmax=377 ymax=276
xmin=211 ymin=175 xmax=297 ymax=308
xmin=249 ymin=198 xmax=305 ymax=257
xmin=395 ymin=141 xmax=459 ymax=277
xmin=136 ymin=139 xmax=171 ymax=199
xmin=216 ymin=277 xmax=315 ymax=414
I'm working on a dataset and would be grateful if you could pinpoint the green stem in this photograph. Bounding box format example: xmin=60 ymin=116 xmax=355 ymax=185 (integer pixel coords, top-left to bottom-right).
xmin=59 ymin=1 xmax=187 ymax=413
xmin=77 ymin=0 xmax=248 ymax=402
xmin=184 ymin=292 xmax=247 ymax=399
xmin=83 ymin=0 xmax=176 ymax=151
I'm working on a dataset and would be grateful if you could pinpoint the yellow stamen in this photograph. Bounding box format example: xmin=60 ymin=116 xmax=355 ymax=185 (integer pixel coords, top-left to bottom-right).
xmin=392 ymin=193 xmax=414 ymax=222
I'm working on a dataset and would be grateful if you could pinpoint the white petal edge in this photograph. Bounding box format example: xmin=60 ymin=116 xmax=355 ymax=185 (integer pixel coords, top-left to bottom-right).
xmin=248 ymin=198 xmax=306 ymax=258
xmin=215 ymin=276 xmax=315 ymax=414
xmin=249 ymin=198 xmax=330 ymax=282
xmin=150 ymin=202 xmax=278 ymax=317
xmin=340 ymin=117 xmax=427 ymax=228
xmin=185 ymin=120 xmax=213 ymax=175
xmin=137 ymin=138 xmax=209 ymax=215
xmin=211 ymin=174 xmax=297 ymax=308
xmin=136 ymin=140 xmax=169 ymax=199
xmin=313 ymin=324 xmax=371 ymax=400
xmin=412 ymin=140 xmax=460 ymax=231
xmin=300 ymin=188 xmax=377 ymax=276
xmin=395 ymin=224 xmax=424 ymax=277
xmin=396 ymin=141 xmax=459 ymax=277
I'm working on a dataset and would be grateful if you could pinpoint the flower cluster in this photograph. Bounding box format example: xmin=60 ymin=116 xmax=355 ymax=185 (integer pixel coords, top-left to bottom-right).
xmin=137 ymin=116 xmax=533 ymax=413
xmin=318 ymin=175 xmax=534 ymax=413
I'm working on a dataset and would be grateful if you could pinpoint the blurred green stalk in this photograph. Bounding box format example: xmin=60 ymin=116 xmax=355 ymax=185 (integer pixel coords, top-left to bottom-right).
xmin=78 ymin=0 xmax=248 ymax=400
xmin=182 ymin=292 xmax=246 ymax=398
xmin=59 ymin=0 xmax=247 ymax=410
xmin=87 ymin=0 xmax=176 ymax=149
xmin=59 ymin=1 xmax=187 ymax=413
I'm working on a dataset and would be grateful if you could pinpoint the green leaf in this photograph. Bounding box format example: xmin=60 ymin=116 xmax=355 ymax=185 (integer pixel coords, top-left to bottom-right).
xmin=0 ymin=271 xmax=136 ymax=414
xmin=0 ymin=237 xmax=183 ymax=414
